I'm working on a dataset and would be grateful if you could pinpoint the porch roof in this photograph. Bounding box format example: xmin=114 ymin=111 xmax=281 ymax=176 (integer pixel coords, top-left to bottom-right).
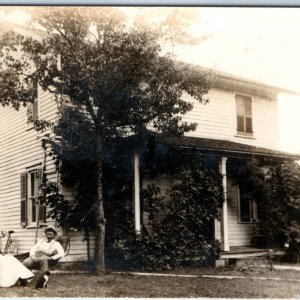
xmin=164 ymin=136 xmax=300 ymax=160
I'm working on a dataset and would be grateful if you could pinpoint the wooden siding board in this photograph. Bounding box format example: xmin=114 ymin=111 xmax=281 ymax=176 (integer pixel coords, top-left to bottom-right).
xmin=182 ymin=88 xmax=279 ymax=150
xmin=0 ymin=90 xmax=72 ymax=257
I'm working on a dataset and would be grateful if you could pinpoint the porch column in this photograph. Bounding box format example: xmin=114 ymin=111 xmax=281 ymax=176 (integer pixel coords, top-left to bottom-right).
xmin=133 ymin=151 xmax=141 ymax=235
xmin=219 ymin=156 xmax=229 ymax=251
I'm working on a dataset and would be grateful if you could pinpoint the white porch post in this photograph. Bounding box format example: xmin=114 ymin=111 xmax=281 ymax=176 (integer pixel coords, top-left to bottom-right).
xmin=133 ymin=151 xmax=141 ymax=235
xmin=219 ymin=156 xmax=229 ymax=251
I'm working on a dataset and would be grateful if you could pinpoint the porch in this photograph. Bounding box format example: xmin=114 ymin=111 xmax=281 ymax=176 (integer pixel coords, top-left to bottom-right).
xmin=220 ymin=246 xmax=286 ymax=260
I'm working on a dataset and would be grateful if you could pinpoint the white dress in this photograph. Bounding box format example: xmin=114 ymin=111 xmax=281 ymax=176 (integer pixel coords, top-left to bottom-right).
xmin=0 ymin=254 xmax=34 ymax=287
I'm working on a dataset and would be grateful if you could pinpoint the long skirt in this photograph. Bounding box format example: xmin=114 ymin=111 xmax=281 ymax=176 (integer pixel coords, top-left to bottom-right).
xmin=0 ymin=254 xmax=34 ymax=287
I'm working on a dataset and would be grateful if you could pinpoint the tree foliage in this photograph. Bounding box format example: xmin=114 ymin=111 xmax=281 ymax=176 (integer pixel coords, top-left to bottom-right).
xmin=0 ymin=7 xmax=211 ymax=272
xmin=228 ymin=157 xmax=300 ymax=247
xmin=261 ymin=161 xmax=300 ymax=245
xmin=113 ymin=149 xmax=224 ymax=270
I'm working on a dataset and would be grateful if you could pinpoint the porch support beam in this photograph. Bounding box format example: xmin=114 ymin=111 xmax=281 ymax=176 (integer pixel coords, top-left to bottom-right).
xmin=133 ymin=151 xmax=141 ymax=235
xmin=219 ymin=156 xmax=229 ymax=251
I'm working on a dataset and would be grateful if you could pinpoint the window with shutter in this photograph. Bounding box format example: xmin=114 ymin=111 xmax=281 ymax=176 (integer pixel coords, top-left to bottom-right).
xmin=235 ymin=95 xmax=253 ymax=137
xmin=20 ymin=168 xmax=46 ymax=226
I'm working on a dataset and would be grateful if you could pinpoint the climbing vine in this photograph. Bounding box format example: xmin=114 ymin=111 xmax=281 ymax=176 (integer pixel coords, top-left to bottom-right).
xmin=228 ymin=157 xmax=300 ymax=248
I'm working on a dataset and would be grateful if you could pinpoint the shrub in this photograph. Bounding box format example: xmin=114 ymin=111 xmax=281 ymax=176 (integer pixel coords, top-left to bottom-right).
xmin=120 ymin=162 xmax=224 ymax=270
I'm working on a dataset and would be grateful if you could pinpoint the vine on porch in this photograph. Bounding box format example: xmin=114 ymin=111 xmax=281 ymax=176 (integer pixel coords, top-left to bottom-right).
xmin=112 ymin=146 xmax=224 ymax=270
xmin=227 ymin=157 xmax=300 ymax=250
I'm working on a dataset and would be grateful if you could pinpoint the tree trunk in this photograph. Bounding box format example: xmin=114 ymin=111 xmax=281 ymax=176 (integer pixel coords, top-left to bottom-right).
xmin=95 ymin=133 xmax=106 ymax=273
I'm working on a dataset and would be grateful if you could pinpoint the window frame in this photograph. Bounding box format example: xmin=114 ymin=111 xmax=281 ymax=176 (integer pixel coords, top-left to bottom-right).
xmin=235 ymin=94 xmax=254 ymax=137
xmin=237 ymin=184 xmax=258 ymax=224
xmin=21 ymin=164 xmax=47 ymax=227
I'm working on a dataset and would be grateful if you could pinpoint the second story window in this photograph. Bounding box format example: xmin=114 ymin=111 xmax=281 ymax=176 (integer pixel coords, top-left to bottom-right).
xmin=26 ymin=75 xmax=38 ymax=124
xmin=236 ymin=95 xmax=253 ymax=137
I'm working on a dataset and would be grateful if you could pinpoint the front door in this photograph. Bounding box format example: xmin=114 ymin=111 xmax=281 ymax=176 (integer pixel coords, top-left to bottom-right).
xmin=226 ymin=177 xmax=254 ymax=247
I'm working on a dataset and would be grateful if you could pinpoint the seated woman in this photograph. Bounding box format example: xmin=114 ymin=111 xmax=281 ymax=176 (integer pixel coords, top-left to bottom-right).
xmin=0 ymin=254 xmax=34 ymax=287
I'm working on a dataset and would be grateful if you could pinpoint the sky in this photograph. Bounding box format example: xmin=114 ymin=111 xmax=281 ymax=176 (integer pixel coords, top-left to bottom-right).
xmin=168 ymin=7 xmax=300 ymax=154
xmin=1 ymin=7 xmax=300 ymax=153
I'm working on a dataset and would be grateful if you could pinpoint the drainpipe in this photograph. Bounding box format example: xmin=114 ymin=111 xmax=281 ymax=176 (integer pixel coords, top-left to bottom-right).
xmin=219 ymin=157 xmax=229 ymax=251
xmin=133 ymin=151 xmax=141 ymax=235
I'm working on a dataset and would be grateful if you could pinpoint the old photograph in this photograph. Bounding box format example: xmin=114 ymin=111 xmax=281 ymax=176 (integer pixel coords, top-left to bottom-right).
xmin=1 ymin=6 xmax=300 ymax=298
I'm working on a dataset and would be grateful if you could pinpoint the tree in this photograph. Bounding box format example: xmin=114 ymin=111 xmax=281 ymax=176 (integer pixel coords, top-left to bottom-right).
xmin=260 ymin=161 xmax=300 ymax=245
xmin=0 ymin=7 xmax=211 ymax=273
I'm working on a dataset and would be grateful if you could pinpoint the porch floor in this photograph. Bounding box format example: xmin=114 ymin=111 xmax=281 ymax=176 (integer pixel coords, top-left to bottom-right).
xmin=220 ymin=246 xmax=286 ymax=259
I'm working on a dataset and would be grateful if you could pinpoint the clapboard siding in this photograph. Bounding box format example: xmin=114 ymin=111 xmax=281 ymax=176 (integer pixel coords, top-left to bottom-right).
xmin=0 ymin=89 xmax=53 ymax=253
xmin=227 ymin=177 xmax=253 ymax=246
xmin=0 ymin=87 xmax=93 ymax=261
xmin=182 ymin=88 xmax=279 ymax=150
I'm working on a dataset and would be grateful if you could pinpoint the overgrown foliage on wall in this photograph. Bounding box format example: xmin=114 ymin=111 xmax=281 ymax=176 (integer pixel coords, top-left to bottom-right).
xmin=228 ymin=157 xmax=300 ymax=248
xmin=261 ymin=161 xmax=300 ymax=246
xmin=135 ymin=166 xmax=223 ymax=270
xmin=42 ymin=131 xmax=225 ymax=270
xmin=110 ymin=147 xmax=224 ymax=270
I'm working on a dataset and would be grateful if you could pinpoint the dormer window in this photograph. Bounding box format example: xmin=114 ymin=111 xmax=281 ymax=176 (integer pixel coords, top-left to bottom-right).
xmin=236 ymin=95 xmax=253 ymax=137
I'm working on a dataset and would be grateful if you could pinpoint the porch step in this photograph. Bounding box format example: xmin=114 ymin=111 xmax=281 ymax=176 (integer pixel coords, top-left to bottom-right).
xmin=220 ymin=249 xmax=286 ymax=259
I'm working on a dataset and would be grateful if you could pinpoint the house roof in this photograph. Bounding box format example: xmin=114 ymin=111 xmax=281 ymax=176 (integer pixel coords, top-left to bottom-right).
xmin=164 ymin=136 xmax=300 ymax=160
xmin=178 ymin=62 xmax=300 ymax=98
xmin=211 ymin=67 xmax=300 ymax=97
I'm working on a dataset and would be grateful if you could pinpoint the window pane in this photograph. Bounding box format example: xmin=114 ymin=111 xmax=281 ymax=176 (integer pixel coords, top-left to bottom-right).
xmin=244 ymin=98 xmax=252 ymax=116
xmin=32 ymin=198 xmax=36 ymax=222
xmin=39 ymin=205 xmax=46 ymax=222
xmin=237 ymin=116 xmax=245 ymax=132
xmin=30 ymin=173 xmax=35 ymax=197
xmin=240 ymin=187 xmax=251 ymax=222
xmin=32 ymin=100 xmax=38 ymax=119
xmin=236 ymin=97 xmax=244 ymax=115
xmin=236 ymin=95 xmax=253 ymax=135
xmin=246 ymin=117 xmax=253 ymax=133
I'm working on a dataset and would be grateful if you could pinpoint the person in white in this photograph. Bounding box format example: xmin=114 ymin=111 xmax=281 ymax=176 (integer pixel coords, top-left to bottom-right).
xmin=0 ymin=254 xmax=34 ymax=287
xmin=23 ymin=226 xmax=64 ymax=274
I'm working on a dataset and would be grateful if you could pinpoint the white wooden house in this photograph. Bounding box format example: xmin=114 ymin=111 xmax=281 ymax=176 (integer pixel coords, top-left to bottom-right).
xmin=0 ymin=23 xmax=299 ymax=264
xmin=132 ymin=68 xmax=300 ymax=261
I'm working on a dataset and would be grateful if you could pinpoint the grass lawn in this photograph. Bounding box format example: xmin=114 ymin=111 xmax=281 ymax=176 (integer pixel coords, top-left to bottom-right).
xmin=2 ymin=265 xmax=300 ymax=298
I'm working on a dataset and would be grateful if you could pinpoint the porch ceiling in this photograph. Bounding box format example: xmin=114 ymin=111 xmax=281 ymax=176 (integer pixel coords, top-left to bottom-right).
xmin=164 ymin=136 xmax=300 ymax=160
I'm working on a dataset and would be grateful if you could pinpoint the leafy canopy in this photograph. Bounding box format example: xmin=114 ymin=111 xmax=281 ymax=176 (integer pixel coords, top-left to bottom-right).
xmin=0 ymin=8 xmax=212 ymax=271
xmin=0 ymin=7 xmax=211 ymax=141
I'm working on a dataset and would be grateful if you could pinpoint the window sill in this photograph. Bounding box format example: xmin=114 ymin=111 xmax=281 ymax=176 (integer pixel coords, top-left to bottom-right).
xmin=238 ymin=221 xmax=259 ymax=224
xmin=235 ymin=134 xmax=255 ymax=140
xmin=26 ymin=223 xmax=47 ymax=229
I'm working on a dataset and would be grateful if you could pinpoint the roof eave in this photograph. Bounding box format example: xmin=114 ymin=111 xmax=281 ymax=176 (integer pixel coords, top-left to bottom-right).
xmin=164 ymin=136 xmax=300 ymax=161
